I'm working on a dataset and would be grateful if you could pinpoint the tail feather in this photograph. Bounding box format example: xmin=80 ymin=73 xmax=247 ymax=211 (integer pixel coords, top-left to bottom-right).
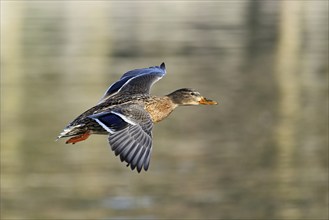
xmin=56 ymin=124 xmax=85 ymax=140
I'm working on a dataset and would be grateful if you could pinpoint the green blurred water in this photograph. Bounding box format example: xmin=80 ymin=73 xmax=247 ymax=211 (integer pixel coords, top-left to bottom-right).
xmin=1 ymin=1 xmax=328 ymax=219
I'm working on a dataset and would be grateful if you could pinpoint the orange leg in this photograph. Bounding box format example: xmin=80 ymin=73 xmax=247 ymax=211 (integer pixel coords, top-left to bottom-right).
xmin=66 ymin=132 xmax=91 ymax=144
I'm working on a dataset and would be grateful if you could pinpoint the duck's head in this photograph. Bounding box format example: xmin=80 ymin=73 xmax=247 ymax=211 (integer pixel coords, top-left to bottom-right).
xmin=167 ymin=88 xmax=218 ymax=106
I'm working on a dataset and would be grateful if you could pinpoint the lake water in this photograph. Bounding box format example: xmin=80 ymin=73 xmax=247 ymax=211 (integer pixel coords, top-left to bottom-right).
xmin=1 ymin=1 xmax=328 ymax=219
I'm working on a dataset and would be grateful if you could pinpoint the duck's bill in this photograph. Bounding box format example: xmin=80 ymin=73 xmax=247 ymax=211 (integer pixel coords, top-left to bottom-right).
xmin=199 ymin=97 xmax=218 ymax=105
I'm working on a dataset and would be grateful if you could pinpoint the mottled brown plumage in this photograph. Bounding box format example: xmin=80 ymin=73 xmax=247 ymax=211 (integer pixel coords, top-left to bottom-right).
xmin=145 ymin=96 xmax=176 ymax=123
xmin=57 ymin=63 xmax=217 ymax=172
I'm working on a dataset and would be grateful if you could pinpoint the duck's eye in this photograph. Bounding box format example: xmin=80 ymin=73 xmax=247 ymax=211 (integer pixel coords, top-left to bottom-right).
xmin=190 ymin=92 xmax=197 ymax=96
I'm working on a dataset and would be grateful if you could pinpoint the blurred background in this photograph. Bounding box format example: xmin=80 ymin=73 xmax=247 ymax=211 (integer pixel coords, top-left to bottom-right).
xmin=1 ymin=1 xmax=328 ymax=219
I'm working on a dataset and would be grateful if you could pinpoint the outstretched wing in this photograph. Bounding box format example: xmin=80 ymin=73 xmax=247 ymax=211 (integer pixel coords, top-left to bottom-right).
xmin=99 ymin=63 xmax=166 ymax=103
xmin=88 ymin=105 xmax=153 ymax=172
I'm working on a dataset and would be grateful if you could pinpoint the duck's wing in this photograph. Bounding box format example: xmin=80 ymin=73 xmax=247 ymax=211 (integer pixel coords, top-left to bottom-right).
xmin=88 ymin=104 xmax=153 ymax=172
xmin=98 ymin=63 xmax=166 ymax=103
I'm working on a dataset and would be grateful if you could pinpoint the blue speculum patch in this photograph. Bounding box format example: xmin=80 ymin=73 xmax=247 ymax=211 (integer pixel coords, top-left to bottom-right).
xmin=97 ymin=113 xmax=129 ymax=131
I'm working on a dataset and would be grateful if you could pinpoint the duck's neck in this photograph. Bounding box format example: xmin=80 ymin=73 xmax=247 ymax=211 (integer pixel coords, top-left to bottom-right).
xmin=145 ymin=96 xmax=178 ymax=123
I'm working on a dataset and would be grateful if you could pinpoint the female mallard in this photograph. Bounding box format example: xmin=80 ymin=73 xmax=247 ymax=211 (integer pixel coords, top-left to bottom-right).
xmin=57 ymin=63 xmax=217 ymax=172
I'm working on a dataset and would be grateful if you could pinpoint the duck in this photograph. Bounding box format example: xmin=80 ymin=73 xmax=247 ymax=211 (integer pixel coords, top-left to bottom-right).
xmin=57 ymin=63 xmax=217 ymax=172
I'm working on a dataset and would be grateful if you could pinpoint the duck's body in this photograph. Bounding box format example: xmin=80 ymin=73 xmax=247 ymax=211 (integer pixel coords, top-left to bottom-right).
xmin=58 ymin=63 xmax=217 ymax=172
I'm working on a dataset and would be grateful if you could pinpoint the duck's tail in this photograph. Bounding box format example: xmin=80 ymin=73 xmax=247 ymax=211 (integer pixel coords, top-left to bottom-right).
xmin=56 ymin=124 xmax=86 ymax=142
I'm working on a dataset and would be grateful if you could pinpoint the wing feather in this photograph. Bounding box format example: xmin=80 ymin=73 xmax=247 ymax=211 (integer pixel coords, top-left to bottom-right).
xmin=108 ymin=125 xmax=152 ymax=172
xmin=144 ymin=147 xmax=152 ymax=171
xmin=98 ymin=63 xmax=166 ymax=103
xmin=132 ymin=146 xmax=146 ymax=171
xmin=90 ymin=105 xmax=153 ymax=172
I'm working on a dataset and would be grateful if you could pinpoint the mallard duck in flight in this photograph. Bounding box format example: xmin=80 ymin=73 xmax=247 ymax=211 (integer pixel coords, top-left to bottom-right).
xmin=57 ymin=63 xmax=217 ymax=172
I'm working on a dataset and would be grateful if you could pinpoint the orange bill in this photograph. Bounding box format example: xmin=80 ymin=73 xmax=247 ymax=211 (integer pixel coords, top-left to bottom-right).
xmin=199 ymin=97 xmax=218 ymax=105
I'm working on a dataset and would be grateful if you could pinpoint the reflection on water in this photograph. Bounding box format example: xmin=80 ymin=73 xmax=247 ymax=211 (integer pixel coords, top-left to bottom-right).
xmin=1 ymin=1 xmax=328 ymax=219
